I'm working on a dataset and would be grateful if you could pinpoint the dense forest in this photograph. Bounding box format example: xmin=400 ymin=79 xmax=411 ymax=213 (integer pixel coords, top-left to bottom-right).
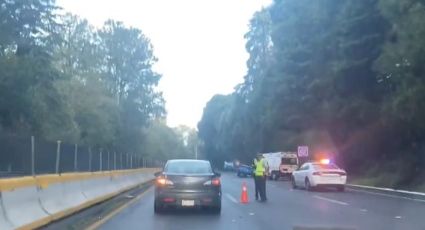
xmin=198 ymin=0 xmax=425 ymax=188
xmin=0 ymin=0 xmax=196 ymax=161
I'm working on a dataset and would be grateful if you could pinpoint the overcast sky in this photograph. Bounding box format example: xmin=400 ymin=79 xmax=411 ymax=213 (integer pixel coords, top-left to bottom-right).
xmin=58 ymin=0 xmax=271 ymax=128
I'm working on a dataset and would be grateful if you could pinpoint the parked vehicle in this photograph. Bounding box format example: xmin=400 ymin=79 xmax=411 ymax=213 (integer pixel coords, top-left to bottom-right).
xmin=292 ymin=161 xmax=347 ymax=192
xmin=223 ymin=161 xmax=235 ymax=171
xmin=237 ymin=164 xmax=253 ymax=177
xmin=262 ymin=152 xmax=299 ymax=180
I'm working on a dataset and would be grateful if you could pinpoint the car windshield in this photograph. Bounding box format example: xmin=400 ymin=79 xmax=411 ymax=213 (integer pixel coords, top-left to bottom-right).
xmin=165 ymin=161 xmax=213 ymax=175
xmin=313 ymin=164 xmax=339 ymax=170
xmin=282 ymin=158 xmax=297 ymax=165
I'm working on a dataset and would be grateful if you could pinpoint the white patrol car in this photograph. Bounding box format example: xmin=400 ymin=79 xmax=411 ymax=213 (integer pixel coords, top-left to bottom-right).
xmin=291 ymin=160 xmax=347 ymax=191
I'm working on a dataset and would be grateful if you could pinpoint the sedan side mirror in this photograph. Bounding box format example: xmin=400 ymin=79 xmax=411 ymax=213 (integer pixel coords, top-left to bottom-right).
xmin=154 ymin=171 xmax=162 ymax=177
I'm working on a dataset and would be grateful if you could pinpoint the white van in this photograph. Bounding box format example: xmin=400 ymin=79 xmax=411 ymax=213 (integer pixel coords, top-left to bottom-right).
xmin=262 ymin=152 xmax=299 ymax=180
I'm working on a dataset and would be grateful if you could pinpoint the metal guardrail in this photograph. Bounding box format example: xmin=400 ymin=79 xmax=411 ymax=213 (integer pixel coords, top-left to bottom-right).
xmin=347 ymin=184 xmax=425 ymax=202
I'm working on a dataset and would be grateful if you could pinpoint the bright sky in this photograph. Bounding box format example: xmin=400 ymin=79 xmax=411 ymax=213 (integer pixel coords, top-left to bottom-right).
xmin=58 ymin=0 xmax=271 ymax=128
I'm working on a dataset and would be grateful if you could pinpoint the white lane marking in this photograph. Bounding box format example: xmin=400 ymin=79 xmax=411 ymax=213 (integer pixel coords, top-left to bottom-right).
xmin=226 ymin=193 xmax=238 ymax=204
xmin=395 ymin=216 xmax=402 ymax=219
xmin=313 ymin=195 xmax=349 ymax=206
xmin=360 ymin=209 xmax=368 ymax=212
xmin=249 ymin=212 xmax=255 ymax=216
xmin=349 ymin=188 xmax=425 ymax=203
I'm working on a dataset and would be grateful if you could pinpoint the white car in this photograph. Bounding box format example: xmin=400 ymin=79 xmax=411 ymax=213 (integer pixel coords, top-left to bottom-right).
xmin=292 ymin=161 xmax=347 ymax=191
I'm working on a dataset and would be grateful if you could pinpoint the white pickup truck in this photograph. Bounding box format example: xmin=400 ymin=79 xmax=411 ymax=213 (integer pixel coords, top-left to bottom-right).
xmin=262 ymin=152 xmax=299 ymax=180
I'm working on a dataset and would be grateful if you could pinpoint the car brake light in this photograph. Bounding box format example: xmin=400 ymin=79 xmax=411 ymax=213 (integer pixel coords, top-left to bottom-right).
xmin=204 ymin=178 xmax=221 ymax=186
xmin=312 ymin=171 xmax=322 ymax=176
xmin=339 ymin=171 xmax=347 ymax=176
xmin=163 ymin=197 xmax=175 ymax=202
xmin=156 ymin=177 xmax=173 ymax=186
xmin=212 ymin=178 xmax=220 ymax=186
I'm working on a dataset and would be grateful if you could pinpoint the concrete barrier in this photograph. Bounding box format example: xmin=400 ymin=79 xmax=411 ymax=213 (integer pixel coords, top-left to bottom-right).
xmin=0 ymin=195 xmax=14 ymax=230
xmin=1 ymin=185 xmax=51 ymax=229
xmin=0 ymin=168 xmax=160 ymax=230
xmin=81 ymin=176 xmax=112 ymax=200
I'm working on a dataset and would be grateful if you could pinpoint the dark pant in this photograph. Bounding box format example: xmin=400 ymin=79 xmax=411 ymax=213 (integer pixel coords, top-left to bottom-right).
xmin=254 ymin=175 xmax=267 ymax=201
xmin=254 ymin=176 xmax=259 ymax=199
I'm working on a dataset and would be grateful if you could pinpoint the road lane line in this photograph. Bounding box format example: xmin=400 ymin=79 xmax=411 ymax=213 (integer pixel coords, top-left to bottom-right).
xmin=225 ymin=193 xmax=238 ymax=204
xmin=349 ymin=188 xmax=425 ymax=203
xmin=313 ymin=195 xmax=348 ymax=206
xmin=86 ymin=186 xmax=153 ymax=230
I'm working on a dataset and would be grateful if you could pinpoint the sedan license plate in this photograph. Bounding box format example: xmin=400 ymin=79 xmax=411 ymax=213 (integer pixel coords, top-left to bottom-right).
xmin=182 ymin=200 xmax=195 ymax=206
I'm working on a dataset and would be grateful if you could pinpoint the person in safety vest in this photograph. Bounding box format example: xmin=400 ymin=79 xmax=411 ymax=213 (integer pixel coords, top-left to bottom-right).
xmin=253 ymin=153 xmax=269 ymax=202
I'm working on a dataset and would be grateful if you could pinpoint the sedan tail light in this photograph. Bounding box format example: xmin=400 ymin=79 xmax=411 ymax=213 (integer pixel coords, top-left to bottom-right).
xmin=204 ymin=178 xmax=221 ymax=186
xmin=212 ymin=178 xmax=220 ymax=186
xmin=156 ymin=177 xmax=173 ymax=186
xmin=339 ymin=171 xmax=347 ymax=176
xmin=312 ymin=171 xmax=322 ymax=176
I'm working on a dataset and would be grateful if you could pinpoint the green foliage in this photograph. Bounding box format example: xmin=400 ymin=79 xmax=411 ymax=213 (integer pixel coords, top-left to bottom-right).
xmin=142 ymin=122 xmax=195 ymax=161
xmin=199 ymin=0 xmax=425 ymax=186
xmin=0 ymin=1 xmax=183 ymax=161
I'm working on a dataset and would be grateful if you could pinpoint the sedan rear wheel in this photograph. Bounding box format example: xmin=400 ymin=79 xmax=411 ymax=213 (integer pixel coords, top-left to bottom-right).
xmin=211 ymin=204 xmax=221 ymax=214
xmin=305 ymin=178 xmax=313 ymax=191
xmin=337 ymin=185 xmax=345 ymax=192
xmin=291 ymin=176 xmax=297 ymax=189
xmin=154 ymin=200 xmax=163 ymax=214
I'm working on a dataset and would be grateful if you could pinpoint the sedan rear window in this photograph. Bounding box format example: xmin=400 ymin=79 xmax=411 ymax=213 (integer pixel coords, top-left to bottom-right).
xmin=313 ymin=163 xmax=339 ymax=170
xmin=165 ymin=161 xmax=213 ymax=175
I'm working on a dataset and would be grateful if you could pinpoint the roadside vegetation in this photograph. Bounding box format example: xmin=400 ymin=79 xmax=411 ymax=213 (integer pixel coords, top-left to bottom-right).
xmin=198 ymin=0 xmax=425 ymax=189
xmin=0 ymin=1 xmax=196 ymax=161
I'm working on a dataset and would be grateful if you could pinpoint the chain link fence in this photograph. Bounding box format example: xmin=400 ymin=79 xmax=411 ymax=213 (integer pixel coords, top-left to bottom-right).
xmin=0 ymin=134 xmax=164 ymax=177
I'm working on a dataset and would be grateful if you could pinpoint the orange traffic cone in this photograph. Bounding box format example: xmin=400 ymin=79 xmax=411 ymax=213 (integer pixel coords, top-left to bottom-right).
xmin=240 ymin=182 xmax=249 ymax=204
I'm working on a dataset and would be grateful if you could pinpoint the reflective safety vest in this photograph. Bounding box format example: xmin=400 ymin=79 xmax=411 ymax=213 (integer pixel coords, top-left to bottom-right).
xmin=254 ymin=158 xmax=265 ymax=176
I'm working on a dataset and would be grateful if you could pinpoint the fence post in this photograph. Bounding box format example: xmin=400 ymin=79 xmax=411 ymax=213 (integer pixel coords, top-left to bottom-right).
xmin=120 ymin=153 xmax=123 ymax=169
xmin=125 ymin=153 xmax=128 ymax=169
xmin=113 ymin=152 xmax=116 ymax=170
xmin=130 ymin=154 xmax=133 ymax=169
xmin=31 ymin=136 xmax=35 ymax=176
xmin=107 ymin=151 xmax=110 ymax=171
xmin=99 ymin=149 xmax=103 ymax=171
xmin=89 ymin=147 xmax=92 ymax=172
xmin=55 ymin=140 xmax=61 ymax=174
xmin=74 ymin=144 xmax=78 ymax=172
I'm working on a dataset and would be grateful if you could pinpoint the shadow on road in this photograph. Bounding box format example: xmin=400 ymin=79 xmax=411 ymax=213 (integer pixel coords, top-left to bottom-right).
xmin=156 ymin=208 xmax=221 ymax=216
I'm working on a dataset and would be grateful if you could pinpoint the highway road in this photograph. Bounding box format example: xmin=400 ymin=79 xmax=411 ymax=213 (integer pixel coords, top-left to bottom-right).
xmin=99 ymin=173 xmax=425 ymax=230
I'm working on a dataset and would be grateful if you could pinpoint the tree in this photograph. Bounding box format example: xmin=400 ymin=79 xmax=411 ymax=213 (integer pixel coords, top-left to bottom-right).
xmin=0 ymin=0 xmax=59 ymax=56
xmin=0 ymin=2 xmax=169 ymax=163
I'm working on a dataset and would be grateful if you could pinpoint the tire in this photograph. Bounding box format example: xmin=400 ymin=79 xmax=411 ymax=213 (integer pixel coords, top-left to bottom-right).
xmin=154 ymin=200 xmax=163 ymax=214
xmin=305 ymin=178 xmax=313 ymax=191
xmin=211 ymin=204 xmax=221 ymax=214
xmin=271 ymin=172 xmax=279 ymax=181
xmin=337 ymin=185 xmax=345 ymax=192
xmin=291 ymin=176 xmax=297 ymax=189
